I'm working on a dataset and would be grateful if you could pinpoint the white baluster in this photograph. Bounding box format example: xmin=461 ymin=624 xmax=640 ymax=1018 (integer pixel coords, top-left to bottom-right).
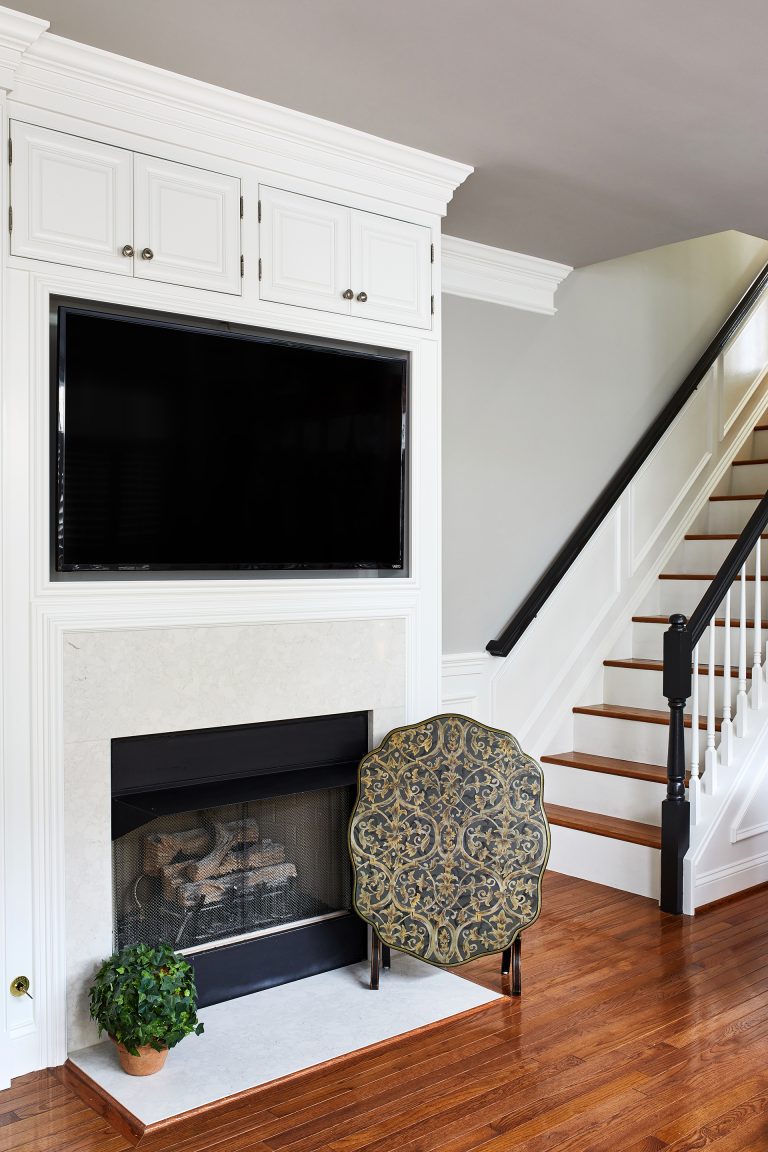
xmin=720 ymin=587 xmax=733 ymax=767
xmin=737 ymin=564 xmax=749 ymax=737
xmin=753 ymin=540 xmax=764 ymax=709
xmin=704 ymin=615 xmax=718 ymax=794
xmin=690 ymin=642 xmax=701 ymax=824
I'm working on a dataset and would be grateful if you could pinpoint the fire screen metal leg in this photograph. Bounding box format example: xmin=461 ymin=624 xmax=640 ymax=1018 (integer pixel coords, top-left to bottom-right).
xmin=370 ymin=931 xmax=381 ymax=990
xmin=382 ymin=943 xmax=391 ymax=970
xmin=500 ymin=945 xmax=512 ymax=976
xmin=512 ymin=936 xmax=521 ymax=997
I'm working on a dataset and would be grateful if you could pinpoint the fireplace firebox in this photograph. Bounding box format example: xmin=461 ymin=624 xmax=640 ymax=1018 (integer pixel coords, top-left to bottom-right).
xmin=111 ymin=712 xmax=369 ymax=1006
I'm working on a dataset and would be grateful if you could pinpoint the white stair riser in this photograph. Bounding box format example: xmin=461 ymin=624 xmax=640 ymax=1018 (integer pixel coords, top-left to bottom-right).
xmin=657 ymin=577 xmax=766 ymax=616
xmin=674 ymin=538 xmax=767 ymax=573
xmin=707 ymin=499 xmax=759 ymax=534
xmin=729 ymin=462 xmax=768 ymax=495
xmin=752 ymin=429 xmax=768 ymax=456
xmin=574 ymin=712 xmax=696 ymax=765
xmin=604 ymin=664 xmax=737 ymax=713
xmin=543 ymin=759 xmax=664 ymax=824
xmin=632 ymin=620 xmax=763 ymax=663
xmin=547 ymin=825 xmax=660 ymax=900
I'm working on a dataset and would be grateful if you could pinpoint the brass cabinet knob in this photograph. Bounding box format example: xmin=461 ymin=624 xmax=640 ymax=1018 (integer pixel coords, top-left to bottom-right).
xmin=342 ymin=288 xmax=354 ymax=300
xmin=356 ymin=291 xmax=368 ymax=303
xmin=121 ymin=244 xmax=134 ymax=258
xmin=141 ymin=248 xmax=154 ymax=261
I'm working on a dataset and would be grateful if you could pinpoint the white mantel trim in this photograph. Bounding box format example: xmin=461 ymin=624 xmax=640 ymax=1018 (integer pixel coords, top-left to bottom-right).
xmin=2 ymin=12 xmax=472 ymax=217
xmin=441 ymin=235 xmax=571 ymax=315
xmin=0 ymin=4 xmax=47 ymax=91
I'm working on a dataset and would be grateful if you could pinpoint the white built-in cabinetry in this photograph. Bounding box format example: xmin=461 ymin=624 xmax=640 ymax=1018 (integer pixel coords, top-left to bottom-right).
xmin=9 ymin=121 xmax=243 ymax=294
xmin=0 ymin=5 xmax=471 ymax=1088
xmin=9 ymin=125 xmax=435 ymax=325
xmin=259 ymin=185 xmax=433 ymax=329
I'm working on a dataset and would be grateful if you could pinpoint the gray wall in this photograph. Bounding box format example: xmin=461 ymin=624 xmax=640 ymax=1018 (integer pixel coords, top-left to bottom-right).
xmin=442 ymin=230 xmax=768 ymax=654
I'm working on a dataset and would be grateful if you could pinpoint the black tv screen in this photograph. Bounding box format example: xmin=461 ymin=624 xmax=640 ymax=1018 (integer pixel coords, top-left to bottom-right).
xmin=55 ymin=307 xmax=407 ymax=572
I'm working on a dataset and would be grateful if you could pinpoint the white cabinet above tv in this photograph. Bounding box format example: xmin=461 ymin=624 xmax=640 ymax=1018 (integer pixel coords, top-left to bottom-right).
xmin=9 ymin=122 xmax=243 ymax=295
xmin=259 ymin=186 xmax=433 ymax=330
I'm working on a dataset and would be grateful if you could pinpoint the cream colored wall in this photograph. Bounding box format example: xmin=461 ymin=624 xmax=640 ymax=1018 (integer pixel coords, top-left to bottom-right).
xmin=442 ymin=230 xmax=768 ymax=654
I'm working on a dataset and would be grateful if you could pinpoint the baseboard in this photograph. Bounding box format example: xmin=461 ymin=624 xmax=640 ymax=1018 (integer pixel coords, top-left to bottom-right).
xmin=692 ymin=849 xmax=768 ymax=910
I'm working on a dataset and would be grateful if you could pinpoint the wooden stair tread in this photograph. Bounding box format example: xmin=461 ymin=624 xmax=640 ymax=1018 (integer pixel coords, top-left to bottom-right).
xmin=605 ymin=657 xmax=738 ymax=678
xmin=754 ymin=423 xmax=768 ymax=431
xmin=633 ymin=614 xmax=768 ymax=627
xmin=709 ymin=493 xmax=764 ymax=501
xmin=685 ymin=533 xmax=768 ymax=540
xmin=544 ymin=803 xmax=661 ymax=848
xmin=659 ymin=572 xmax=767 ymax=580
xmin=574 ymin=702 xmax=714 ymax=729
xmin=542 ymin=750 xmax=667 ymax=784
xmin=732 ymin=457 xmax=768 ymax=466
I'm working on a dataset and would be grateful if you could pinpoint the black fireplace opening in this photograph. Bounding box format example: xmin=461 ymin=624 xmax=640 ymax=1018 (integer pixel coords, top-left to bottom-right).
xmin=111 ymin=712 xmax=369 ymax=1006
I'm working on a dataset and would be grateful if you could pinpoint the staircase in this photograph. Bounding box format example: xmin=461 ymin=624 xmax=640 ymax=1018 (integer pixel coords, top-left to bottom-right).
xmin=540 ymin=416 xmax=768 ymax=897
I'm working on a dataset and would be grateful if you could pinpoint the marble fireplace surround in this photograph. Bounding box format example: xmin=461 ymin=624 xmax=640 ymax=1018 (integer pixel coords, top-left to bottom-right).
xmin=63 ymin=616 xmax=407 ymax=1052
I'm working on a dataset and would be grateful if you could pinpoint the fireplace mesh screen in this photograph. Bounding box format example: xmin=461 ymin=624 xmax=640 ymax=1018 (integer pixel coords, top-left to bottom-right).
xmin=113 ymin=786 xmax=354 ymax=953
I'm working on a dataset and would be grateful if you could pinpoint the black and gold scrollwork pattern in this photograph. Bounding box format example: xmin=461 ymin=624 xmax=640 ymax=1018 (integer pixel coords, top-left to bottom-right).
xmin=348 ymin=714 xmax=550 ymax=968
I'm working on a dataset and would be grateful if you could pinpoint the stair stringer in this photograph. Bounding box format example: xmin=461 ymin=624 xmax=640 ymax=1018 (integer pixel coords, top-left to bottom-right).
xmin=686 ymin=701 xmax=768 ymax=911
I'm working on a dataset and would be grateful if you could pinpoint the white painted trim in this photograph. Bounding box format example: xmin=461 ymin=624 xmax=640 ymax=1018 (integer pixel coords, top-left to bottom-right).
xmin=441 ymin=235 xmax=571 ymax=315
xmin=692 ymin=849 xmax=768 ymax=908
xmin=441 ymin=651 xmax=493 ymax=722
xmin=5 ymin=23 xmax=472 ymax=217
xmin=0 ymin=5 xmax=47 ymax=91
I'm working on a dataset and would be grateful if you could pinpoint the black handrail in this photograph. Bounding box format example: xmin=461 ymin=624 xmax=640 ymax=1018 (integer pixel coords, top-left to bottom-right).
xmin=661 ymin=489 xmax=768 ymax=914
xmin=487 ymin=259 xmax=768 ymax=658
xmin=688 ymin=489 xmax=768 ymax=644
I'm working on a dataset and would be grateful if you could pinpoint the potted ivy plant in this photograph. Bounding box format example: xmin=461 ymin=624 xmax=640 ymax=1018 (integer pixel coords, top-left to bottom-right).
xmin=89 ymin=941 xmax=204 ymax=1076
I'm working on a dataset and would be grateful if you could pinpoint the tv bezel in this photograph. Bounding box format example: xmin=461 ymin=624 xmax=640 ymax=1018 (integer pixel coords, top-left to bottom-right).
xmin=52 ymin=302 xmax=409 ymax=576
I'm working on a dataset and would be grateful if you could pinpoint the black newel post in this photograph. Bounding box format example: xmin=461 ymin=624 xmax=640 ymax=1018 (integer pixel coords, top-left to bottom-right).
xmin=661 ymin=613 xmax=692 ymax=914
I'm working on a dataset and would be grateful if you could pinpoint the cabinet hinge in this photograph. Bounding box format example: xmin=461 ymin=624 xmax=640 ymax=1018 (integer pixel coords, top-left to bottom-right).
xmin=430 ymin=242 xmax=434 ymax=264
xmin=240 ymin=195 xmax=244 ymax=219
xmin=258 ymin=257 xmax=262 ymax=281
xmin=431 ymin=294 xmax=434 ymax=315
xmin=258 ymin=199 xmax=262 ymax=224
xmin=240 ymin=254 xmax=244 ymax=278
xmin=7 ymin=137 xmax=11 ymax=166
xmin=8 ymin=205 xmax=11 ymax=235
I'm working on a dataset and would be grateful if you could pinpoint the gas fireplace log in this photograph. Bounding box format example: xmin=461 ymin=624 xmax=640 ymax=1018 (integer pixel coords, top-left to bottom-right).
xmin=186 ymin=822 xmax=236 ymax=882
xmin=191 ymin=840 xmax=286 ymax=881
xmin=161 ymin=840 xmax=288 ymax=900
xmin=143 ymin=818 xmax=260 ymax=874
xmin=174 ymin=862 xmax=298 ymax=908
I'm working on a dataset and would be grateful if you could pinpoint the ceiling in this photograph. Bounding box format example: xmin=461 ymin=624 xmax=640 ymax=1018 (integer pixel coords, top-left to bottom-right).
xmin=12 ymin=0 xmax=768 ymax=267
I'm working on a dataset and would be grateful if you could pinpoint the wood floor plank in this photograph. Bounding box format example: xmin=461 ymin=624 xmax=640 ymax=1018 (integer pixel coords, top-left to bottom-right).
xmin=7 ymin=871 xmax=768 ymax=1152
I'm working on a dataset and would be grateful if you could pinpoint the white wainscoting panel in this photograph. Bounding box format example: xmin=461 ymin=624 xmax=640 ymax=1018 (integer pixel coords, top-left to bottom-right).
xmin=490 ymin=508 xmax=621 ymax=748
xmin=720 ymin=292 xmax=768 ymax=439
xmin=629 ymin=373 xmax=713 ymax=575
xmin=440 ymin=652 xmax=493 ymax=724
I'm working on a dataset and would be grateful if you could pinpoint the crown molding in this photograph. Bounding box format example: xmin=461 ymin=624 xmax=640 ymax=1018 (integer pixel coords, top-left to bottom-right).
xmin=441 ymin=235 xmax=571 ymax=315
xmin=0 ymin=5 xmax=47 ymax=91
xmin=4 ymin=16 xmax=472 ymax=216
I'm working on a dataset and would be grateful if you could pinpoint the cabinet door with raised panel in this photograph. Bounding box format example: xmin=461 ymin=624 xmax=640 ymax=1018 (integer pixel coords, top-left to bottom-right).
xmin=350 ymin=211 xmax=432 ymax=329
xmin=259 ymin=186 xmax=351 ymax=314
xmin=133 ymin=155 xmax=242 ymax=294
xmin=10 ymin=122 xmax=133 ymax=274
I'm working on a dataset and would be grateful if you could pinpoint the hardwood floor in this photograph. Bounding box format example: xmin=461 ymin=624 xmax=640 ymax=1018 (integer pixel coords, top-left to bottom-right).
xmin=4 ymin=871 xmax=768 ymax=1151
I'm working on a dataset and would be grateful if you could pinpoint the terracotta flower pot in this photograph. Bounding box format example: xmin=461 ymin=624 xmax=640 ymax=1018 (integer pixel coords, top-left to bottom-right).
xmin=113 ymin=1039 xmax=169 ymax=1076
